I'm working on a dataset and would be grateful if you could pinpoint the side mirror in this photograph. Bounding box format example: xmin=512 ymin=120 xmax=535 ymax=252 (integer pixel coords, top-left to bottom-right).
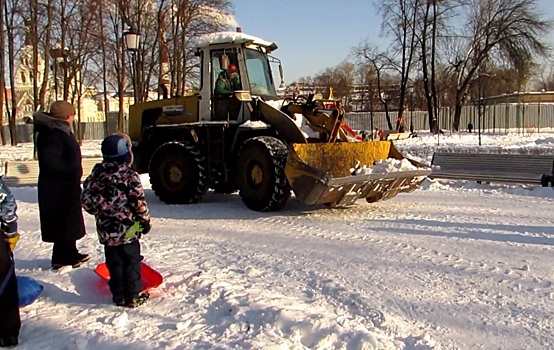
xmin=220 ymin=53 xmax=229 ymax=70
xmin=278 ymin=64 xmax=286 ymax=89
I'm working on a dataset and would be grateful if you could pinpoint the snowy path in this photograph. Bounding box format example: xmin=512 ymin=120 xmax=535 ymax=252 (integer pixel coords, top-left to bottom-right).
xmin=11 ymin=180 xmax=554 ymax=349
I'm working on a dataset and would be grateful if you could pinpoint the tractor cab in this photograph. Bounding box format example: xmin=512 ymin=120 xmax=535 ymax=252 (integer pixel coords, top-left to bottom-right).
xmin=196 ymin=30 xmax=284 ymax=123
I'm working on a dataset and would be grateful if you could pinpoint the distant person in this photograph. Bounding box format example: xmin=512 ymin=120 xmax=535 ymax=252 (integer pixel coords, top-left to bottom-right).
xmin=0 ymin=177 xmax=19 ymax=348
xmin=33 ymin=101 xmax=88 ymax=270
xmin=81 ymin=134 xmax=151 ymax=308
xmin=395 ymin=116 xmax=406 ymax=133
xmin=214 ymin=64 xmax=241 ymax=95
xmin=468 ymin=122 xmax=474 ymax=133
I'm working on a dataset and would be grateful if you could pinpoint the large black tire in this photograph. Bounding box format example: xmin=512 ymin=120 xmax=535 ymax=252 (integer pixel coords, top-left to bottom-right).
xmin=149 ymin=141 xmax=209 ymax=204
xmin=236 ymin=136 xmax=291 ymax=211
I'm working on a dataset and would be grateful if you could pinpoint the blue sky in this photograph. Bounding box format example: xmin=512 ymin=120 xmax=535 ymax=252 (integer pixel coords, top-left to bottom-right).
xmin=233 ymin=0 xmax=554 ymax=84
xmin=233 ymin=0 xmax=384 ymax=82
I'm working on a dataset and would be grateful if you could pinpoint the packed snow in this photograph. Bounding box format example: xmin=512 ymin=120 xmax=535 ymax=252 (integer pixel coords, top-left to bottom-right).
xmin=2 ymin=130 xmax=554 ymax=350
xmin=352 ymin=159 xmax=419 ymax=175
xmin=196 ymin=31 xmax=275 ymax=49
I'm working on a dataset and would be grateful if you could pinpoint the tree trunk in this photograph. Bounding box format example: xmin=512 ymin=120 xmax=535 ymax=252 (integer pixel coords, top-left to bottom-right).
xmin=38 ymin=0 xmax=53 ymax=110
xmin=420 ymin=3 xmax=435 ymax=132
xmin=0 ymin=0 xmax=6 ymax=145
xmin=30 ymin=0 xmax=39 ymax=110
xmin=430 ymin=0 xmax=439 ymax=134
xmin=453 ymin=101 xmax=463 ymax=131
xmin=118 ymin=19 xmax=125 ymax=132
xmin=100 ymin=3 xmax=109 ymax=137
xmin=6 ymin=3 xmax=17 ymax=145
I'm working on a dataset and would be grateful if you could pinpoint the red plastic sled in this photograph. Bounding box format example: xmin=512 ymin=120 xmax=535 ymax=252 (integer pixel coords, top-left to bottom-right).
xmin=94 ymin=262 xmax=163 ymax=291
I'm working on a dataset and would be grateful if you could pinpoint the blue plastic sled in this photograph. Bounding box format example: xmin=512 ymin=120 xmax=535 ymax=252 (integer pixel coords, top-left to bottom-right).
xmin=17 ymin=276 xmax=44 ymax=307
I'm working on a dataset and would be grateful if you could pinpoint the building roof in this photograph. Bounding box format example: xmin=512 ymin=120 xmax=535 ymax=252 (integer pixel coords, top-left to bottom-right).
xmin=92 ymin=91 xmax=134 ymax=100
xmin=477 ymin=91 xmax=554 ymax=105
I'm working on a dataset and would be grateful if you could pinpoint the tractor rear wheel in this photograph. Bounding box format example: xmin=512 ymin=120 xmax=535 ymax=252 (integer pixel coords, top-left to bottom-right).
xmin=149 ymin=141 xmax=209 ymax=204
xmin=236 ymin=136 xmax=291 ymax=211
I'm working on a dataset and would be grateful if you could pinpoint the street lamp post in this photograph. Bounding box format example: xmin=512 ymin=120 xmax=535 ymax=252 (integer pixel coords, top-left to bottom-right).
xmin=444 ymin=92 xmax=449 ymax=135
xmin=539 ymin=88 xmax=545 ymax=132
xmin=409 ymin=86 xmax=414 ymax=133
xmin=124 ymin=28 xmax=141 ymax=104
xmin=51 ymin=45 xmax=69 ymax=101
xmin=380 ymin=91 xmax=391 ymax=130
xmin=369 ymin=91 xmax=374 ymax=140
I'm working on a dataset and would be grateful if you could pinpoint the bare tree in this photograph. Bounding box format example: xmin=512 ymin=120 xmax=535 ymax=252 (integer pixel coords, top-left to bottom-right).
xmin=103 ymin=1 xmax=127 ymax=131
xmin=38 ymin=0 xmax=54 ymax=110
xmin=26 ymin=0 xmax=39 ymax=110
xmin=413 ymin=0 xmax=459 ymax=132
xmin=447 ymin=0 xmax=551 ymax=130
xmin=97 ymin=0 xmax=109 ymax=135
xmin=534 ymin=60 xmax=554 ymax=91
xmin=354 ymin=43 xmax=395 ymax=130
xmin=379 ymin=0 xmax=421 ymax=129
xmin=3 ymin=0 xmax=24 ymax=145
xmin=334 ymin=61 xmax=356 ymax=106
xmin=164 ymin=0 xmax=233 ymax=96
xmin=0 ymin=0 xmax=6 ymax=144
xmin=8 ymin=0 xmax=236 ymax=135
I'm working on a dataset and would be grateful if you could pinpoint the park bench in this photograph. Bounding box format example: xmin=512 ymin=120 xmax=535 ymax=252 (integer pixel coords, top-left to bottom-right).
xmin=430 ymin=152 xmax=554 ymax=185
xmin=2 ymin=157 xmax=102 ymax=187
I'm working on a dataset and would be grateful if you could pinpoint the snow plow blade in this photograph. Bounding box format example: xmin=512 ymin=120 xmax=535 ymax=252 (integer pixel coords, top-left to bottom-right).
xmin=285 ymin=141 xmax=431 ymax=207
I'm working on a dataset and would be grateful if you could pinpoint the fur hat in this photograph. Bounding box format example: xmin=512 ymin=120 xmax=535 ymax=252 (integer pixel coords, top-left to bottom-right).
xmin=101 ymin=134 xmax=131 ymax=164
xmin=49 ymin=101 xmax=76 ymax=120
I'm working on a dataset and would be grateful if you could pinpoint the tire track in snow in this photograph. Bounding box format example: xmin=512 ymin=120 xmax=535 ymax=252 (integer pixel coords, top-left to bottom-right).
xmin=223 ymin=196 xmax=554 ymax=350
xmin=152 ymin=188 xmax=554 ymax=349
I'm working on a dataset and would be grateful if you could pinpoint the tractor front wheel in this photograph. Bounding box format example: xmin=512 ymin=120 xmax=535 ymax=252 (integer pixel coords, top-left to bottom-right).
xmin=236 ymin=136 xmax=291 ymax=211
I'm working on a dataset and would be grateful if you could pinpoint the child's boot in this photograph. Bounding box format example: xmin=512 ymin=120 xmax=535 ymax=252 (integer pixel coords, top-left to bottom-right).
xmin=0 ymin=336 xmax=18 ymax=348
xmin=113 ymin=296 xmax=126 ymax=307
xmin=126 ymin=292 xmax=149 ymax=308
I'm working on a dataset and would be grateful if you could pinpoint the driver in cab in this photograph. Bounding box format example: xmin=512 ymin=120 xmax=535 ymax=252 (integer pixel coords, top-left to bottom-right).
xmin=214 ymin=64 xmax=241 ymax=95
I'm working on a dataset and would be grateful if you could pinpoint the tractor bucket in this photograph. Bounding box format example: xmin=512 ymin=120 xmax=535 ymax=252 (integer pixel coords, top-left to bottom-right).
xmin=284 ymin=141 xmax=431 ymax=207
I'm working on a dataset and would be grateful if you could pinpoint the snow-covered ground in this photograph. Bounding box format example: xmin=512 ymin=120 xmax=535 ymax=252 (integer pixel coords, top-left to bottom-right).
xmin=3 ymin=130 xmax=554 ymax=350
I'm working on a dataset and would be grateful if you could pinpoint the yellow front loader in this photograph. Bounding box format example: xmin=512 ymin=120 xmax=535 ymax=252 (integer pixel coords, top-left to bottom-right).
xmin=127 ymin=29 xmax=430 ymax=211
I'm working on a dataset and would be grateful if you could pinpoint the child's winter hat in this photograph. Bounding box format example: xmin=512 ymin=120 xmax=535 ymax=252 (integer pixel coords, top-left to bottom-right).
xmin=101 ymin=134 xmax=131 ymax=163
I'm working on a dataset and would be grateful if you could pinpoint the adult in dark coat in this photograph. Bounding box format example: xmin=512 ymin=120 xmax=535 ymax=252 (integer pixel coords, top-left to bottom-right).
xmin=33 ymin=101 xmax=89 ymax=269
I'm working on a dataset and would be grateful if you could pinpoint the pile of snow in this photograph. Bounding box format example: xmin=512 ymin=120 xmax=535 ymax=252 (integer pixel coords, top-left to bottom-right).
xmin=240 ymin=120 xmax=268 ymax=129
xmin=352 ymin=158 xmax=419 ymax=175
xmin=196 ymin=31 xmax=274 ymax=49
xmin=396 ymin=129 xmax=554 ymax=163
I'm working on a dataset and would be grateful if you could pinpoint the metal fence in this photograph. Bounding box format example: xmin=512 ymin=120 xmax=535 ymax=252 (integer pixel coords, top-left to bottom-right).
xmin=5 ymin=103 xmax=554 ymax=144
xmin=3 ymin=115 xmax=120 ymax=144
xmin=347 ymin=104 xmax=554 ymax=133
